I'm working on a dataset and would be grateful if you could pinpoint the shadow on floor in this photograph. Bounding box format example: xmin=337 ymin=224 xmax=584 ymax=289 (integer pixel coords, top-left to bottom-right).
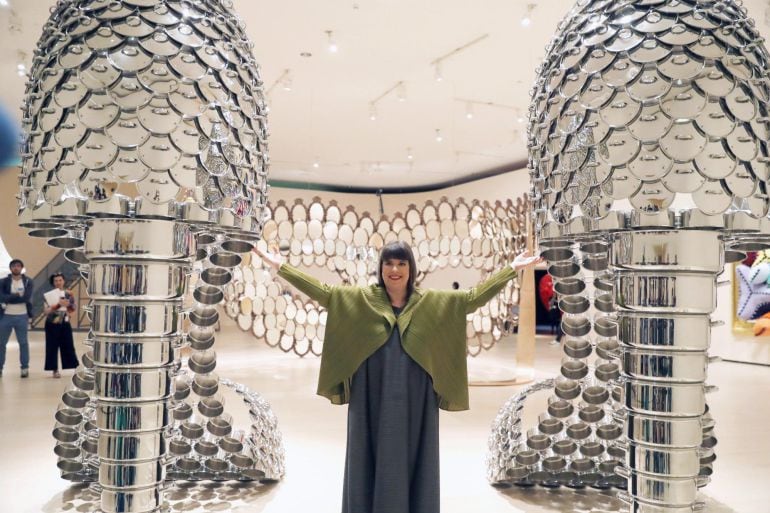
xmin=43 ymin=480 xmax=280 ymax=513
xmin=495 ymin=485 xmax=741 ymax=513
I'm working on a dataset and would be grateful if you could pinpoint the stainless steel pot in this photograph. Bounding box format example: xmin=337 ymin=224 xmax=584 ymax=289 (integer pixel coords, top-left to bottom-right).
xmin=548 ymin=261 xmax=581 ymax=279
xmin=193 ymin=285 xmax=224 ymax=305
xmin=85 ymin=219 xmax=194 ymax=260
xmin=594 ymin=273 xmax=614 ymax=292
xmin=594 ymin=317 xmax=618 ymax=337
xmin=560 ymin=359 xmax=588 ymax=379
xmin=188 ymin=350 xmax=217 ymax=374
xmin=54 ymin=443 xmax=81 ymax=459
xmin=100 ymin=485 xmax=163 ymax=513
xmin=88 ymin=260 xmax=190 ymax=300
xmin=621 ymin=411 xmax=709 ymax=447
xmin=189 ymin=308 xmax=219 ymax=327
xmin=562 ymin=316 xmax=591 ymax=337
xmin=559 ymin=295 xmax=590 ymax=314
xmin=594 ymin=293 xmax=614 ymax=313
xmin=583 ymin=253 xmax=609 ymax=271
xmin=610 ymin=231 xmax=723 ymax=273
xmin=614 ymin=272 xmax=716 ymax=314
xmin=192 ymin=374 xmax=219 ymax=397
xmin=617 ymin=491 xmax=704 ymax=513
xmin=209 ymin=251 xmax=241 ymax=268
xmin=622 ymin=349 xmax=710 ymax=383
xmin=621 ymin=441 xmax=703 ymax=478
xmin=200 ymin=267 xmax=232 ymax=286
xmin=554 ymin=278 xmax=586 ymax=296
xmin=596 ymin=338 xmax=620 ymax=360
xmin=563 ymin=338 xmax=592 ymax=359
xmin=554 ymin=378 xmax=581 ymax=400
xmin=96 ymin=400 xmax=172 ymax=431
xmin=90 ymin=300 xmax=183 ymax=337
xmin=617 ymin=466 xmax=709 ymax=506
xmin=99 ymin=459 xmax=166 ymax=488
xmin=94 ymin=368 xmax=173 ymax=401
xmin=221 ymin=239 xmax=255 ymax=253
xmin=53 ymin=426 xmax=80 ymax=443
xmin=541 ymin=247 xmax=574 ymax=261
xmin=98 ymin=429 xmax=168 ymax=462
xmin=618 ymin=313 xmax=713 ymax=351
xmin=622 ymin=379 xmax=709 ymax=417
xmin=91 ymin=337 xmax=179 ymax=368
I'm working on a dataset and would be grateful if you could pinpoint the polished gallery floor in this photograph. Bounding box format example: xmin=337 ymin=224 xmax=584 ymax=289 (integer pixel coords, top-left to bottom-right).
xmin=0 ymin=321 xmax=767 ymax=513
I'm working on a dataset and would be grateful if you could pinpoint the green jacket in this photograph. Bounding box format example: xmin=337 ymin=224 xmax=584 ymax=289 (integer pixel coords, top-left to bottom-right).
xmin=277 ymin=264 xmax=517 ymax=411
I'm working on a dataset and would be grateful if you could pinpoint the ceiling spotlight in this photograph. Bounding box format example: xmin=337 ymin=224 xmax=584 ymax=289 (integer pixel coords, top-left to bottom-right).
xmin=434 ymin=61 xmax=444 ymax=82
xmin=406 ymin=147 xmax=413 ymax=160
xmin=325 ymin=30 xmax=338 ymax=53
xmin=312 ymin=160 xmax=319 ymax=169
xmin=435 ymin=129 xmax=443 ymax=142
xmin=0 ymin=0 xmax=9 ymax=7
xmin=465 ymin=102 xmax=474 ymax=119
xmin=521 ymin=4 xmax=535 ymax=27
xmin=397 ymin=82 xmax=407 ymax=102
xmin=369 ymin=103 xmax=377 ymax=121
xmin=16 ymin=63 xmax=25 ymax=77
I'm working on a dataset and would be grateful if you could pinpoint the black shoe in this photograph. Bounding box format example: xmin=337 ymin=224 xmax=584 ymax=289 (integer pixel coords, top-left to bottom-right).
xmin=21 ymin=368 xmax=29 ymax=378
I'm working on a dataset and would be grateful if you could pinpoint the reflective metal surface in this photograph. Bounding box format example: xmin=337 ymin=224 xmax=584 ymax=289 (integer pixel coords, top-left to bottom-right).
xmin=89 ymin=261 xmax=190 ymax=300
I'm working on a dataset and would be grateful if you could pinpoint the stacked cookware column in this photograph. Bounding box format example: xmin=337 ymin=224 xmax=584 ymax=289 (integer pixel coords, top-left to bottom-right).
xmin=611 ymin=230 xmax=719 ymax=512
xmin=86 ymin=218 xmax=194 ymax=513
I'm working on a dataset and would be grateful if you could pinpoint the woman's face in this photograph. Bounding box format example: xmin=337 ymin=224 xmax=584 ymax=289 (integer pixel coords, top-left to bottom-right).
xmin=382 ymin=258 xmax=409 ymax=293
xmin=53 ymin=276 xmax=65 ymax=289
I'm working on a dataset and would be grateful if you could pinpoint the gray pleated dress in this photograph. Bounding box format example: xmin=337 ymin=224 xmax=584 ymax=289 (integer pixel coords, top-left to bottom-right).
xmin=341 ymin=306 xmax=440 ymax=513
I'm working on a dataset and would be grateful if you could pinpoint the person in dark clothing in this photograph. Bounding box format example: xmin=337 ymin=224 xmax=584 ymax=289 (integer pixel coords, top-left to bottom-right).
xmin=0 ymin=259 xmax=34 ymax=377
xmin=43 ymin=273 xmax=79 ymax=378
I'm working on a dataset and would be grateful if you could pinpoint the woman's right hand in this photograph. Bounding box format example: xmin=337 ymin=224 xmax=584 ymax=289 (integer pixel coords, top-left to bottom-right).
xmin=253 ymin=246 xmax=284 ymax=271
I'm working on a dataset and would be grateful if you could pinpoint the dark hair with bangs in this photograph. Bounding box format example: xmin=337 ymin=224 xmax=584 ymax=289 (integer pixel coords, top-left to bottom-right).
xmin=49 ymin=272 xmax=65 ymax=286
xmin=378 ymin=241 xmax=417 ymax=298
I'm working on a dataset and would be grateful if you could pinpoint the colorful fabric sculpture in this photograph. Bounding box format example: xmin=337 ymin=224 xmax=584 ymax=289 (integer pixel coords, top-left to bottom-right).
xmin=736 ymin=262 xmax=770 ymax=320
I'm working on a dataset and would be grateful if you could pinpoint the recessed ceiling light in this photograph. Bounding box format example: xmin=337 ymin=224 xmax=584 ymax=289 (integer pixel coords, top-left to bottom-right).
xmin=434 ymin=61 xmax=443 ymax=82
xmin=435 ymin=129 xmax=443 ymax=142
xmin=326 ymin=30 xmax=338 ymax=53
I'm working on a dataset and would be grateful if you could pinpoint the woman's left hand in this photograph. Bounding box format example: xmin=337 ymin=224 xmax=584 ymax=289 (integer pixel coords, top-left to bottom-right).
xmin=511 ymin=250 xmax=543 ymax=271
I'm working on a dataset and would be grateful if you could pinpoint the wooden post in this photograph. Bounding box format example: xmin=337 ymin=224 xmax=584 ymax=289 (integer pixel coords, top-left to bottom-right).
xmin=515 ymin=207 xmax=537 ymax=383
